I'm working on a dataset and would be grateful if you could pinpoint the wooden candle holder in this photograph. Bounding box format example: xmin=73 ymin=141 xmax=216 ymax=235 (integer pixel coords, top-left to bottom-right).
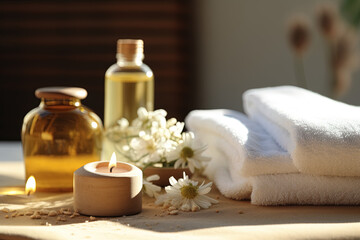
xmin=73 ymin=162 xmax=142 ymax=217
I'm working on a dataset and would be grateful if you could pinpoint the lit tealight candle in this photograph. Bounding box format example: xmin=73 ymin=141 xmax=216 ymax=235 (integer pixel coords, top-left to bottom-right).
xmin=25 ymin=176 xmax=36 ymax=196
xmin=0 ymin=176 xmax=36 ymax=197
xmin=109 ymin=152 xmax=117 ymax=173
xmin=95 ymin=153 xmax=129 ymax=174
xmin=73 ymin=153 xmax=142 ymax=217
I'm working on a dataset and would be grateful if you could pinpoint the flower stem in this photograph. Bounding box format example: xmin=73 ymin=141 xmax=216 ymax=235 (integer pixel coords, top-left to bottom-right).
xmin=322 ymin=39 xmax=334 ymax=98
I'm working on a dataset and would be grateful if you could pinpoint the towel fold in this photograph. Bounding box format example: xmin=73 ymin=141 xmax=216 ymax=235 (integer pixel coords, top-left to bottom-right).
xmin=243 ymin=86 xmax=360 ymax=177
xmin=186 ymin=110 xmax=297 ymax=177
xmin=186 ymin=108 xmax=360 ymax=205
xmin=251 ymin=173 xmax=360 ymax=205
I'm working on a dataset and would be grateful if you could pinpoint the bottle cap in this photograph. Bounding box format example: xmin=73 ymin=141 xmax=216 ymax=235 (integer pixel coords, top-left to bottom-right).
xmin=117 ymin=39 xmax=144 ymax=60
xmin=35 ymin=87 xmax=88 ymax=100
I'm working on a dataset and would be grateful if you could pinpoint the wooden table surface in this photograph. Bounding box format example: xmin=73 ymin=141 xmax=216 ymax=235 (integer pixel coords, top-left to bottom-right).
xmin=0 ymin=142 xmax=360 ymax=240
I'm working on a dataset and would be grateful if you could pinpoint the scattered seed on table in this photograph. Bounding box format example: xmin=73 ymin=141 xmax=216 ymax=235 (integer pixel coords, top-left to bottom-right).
xmin=48 ymin=210 xmax=58 ymax=217
xmin=58 ymin=208 xmax=69 ymax=214
xmin=1 ymin=208 xmax=10 ymax=213
xmin=25 ymin=210 xmax=34 ymax=216
xmin=56 ymin=216 xmax=66 ymax=222
xmin=169 ymin=210 xmax=179 ymax=215
xmin=62 ymin=208 xmax=70 ymax=212
xmin=168 ymin=206 xmax=176 ymax=211
xmin=30 ymin=214 xmax=41 ymax=219
xmin=39 ymin=209 xmax=49 ymax=215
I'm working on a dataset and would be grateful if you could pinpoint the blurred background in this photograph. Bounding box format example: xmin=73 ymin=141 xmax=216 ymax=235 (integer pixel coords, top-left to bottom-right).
xmin=1 ymin=0 xmax=359 ymax=140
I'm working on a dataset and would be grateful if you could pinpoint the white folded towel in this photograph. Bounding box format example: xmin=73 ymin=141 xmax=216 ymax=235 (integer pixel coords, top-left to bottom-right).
xmin=252 ymin=173 xmax=360 ymax=205
xmin=186 ymin=109 xmax=360 ymax=205
xmin=186 ymin=110 xmax=297 ymax=177
xmin=243 ymin=86 xmax=360 ymax=177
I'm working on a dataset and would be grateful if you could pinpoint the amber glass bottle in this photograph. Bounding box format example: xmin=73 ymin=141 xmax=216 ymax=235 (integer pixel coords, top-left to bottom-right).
xmin=22 ymin=87 xmax=103 ymax=192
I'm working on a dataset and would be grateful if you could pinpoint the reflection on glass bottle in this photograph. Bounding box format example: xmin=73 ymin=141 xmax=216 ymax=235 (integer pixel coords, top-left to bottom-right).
xmin=22 ymin=87 xmax=103 ymax=192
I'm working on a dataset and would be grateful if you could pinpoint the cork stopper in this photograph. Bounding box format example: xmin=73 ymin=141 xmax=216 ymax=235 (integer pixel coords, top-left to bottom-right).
xmin=117 ymin=39 xmax=144 ymax=61
xmin=35 ymin=87 xmax=87 ymax=100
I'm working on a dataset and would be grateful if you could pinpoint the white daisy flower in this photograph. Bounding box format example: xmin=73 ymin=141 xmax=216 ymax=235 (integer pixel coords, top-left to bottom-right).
xmin=155 ymin=172 xmax=218 ymax=211
xmin=167 ymin=132 xmax=210 ymax=173
xmin=143 ymin=174 xmax=161 ymax=198
xmin=130 ymin=134 xmax=161 ymax=164
xmin=106 ymin=107 xmax=209 ymax=171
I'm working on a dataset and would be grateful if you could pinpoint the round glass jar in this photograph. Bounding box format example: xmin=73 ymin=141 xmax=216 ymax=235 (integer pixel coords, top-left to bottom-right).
xmin=21 ymin=87 xmax=103 ymax=192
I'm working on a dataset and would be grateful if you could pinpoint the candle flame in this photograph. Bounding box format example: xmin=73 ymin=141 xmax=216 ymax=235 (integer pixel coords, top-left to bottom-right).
xmin=108 ymin=152 xmax=117 ymax=172
xmin=25 ymin=176 xmax=36 ymax=196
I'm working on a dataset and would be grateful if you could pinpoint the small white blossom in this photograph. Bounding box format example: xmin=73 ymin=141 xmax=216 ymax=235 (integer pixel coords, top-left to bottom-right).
xmin=169 ymin=121 xmax=185 ymax=139
xmin=167 ymin=132 xmax=210 ymax=173
xmin=143 ymin=174 xmax=161 ymax=198
xmin=117 ymin=118 xmax=129 ymax=129
xmin=130 ymin=135 xmax=161 ymax=163
xmin=132 ymin=107 xmax=167 ymax=130
xmin=105 ymin=107 xmax=210 ymax=171
xmin=166 ymin=118 xmax=177 ymax=128
xmin=106 ymin=118 xmax=138 ymax=143
xmin=155 ymin=172 xmax=218 ymax=211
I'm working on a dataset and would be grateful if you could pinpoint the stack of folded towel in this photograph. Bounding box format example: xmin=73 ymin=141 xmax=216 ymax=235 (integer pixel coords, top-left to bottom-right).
xmin=185 ymin=86 xmax=360 ymax=205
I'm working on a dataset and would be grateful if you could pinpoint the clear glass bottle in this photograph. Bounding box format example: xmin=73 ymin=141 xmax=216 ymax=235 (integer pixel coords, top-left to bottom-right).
xmin=104 ymin=39 xmax=154 ymax=128
xmin=22 ymin=87 xmax=103 ymax=192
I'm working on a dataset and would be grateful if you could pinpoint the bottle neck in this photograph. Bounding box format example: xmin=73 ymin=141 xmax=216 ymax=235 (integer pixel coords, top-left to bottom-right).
xmin=116 ymin=53 xmax=144 ymax=67
xmin=40 ymin=98 xmax=81 ymax=110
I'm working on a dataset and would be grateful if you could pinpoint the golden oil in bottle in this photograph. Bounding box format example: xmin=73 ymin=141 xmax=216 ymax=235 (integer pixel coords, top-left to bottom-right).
xmin=105 ymin=72 xmax=154 ymax=128
xmin=103 ymin=40 xmax=154 ymax=161
xmin=22 ymin=87 xmax=103 ymax=192
xmin=104 ymin=39 xmax=154 ymax=128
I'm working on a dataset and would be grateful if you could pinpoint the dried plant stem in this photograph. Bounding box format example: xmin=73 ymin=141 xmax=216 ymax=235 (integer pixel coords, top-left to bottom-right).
xmin=293 ymin=56 xmax=307 ymax=89
xmin=322 ymin=40 xmax=333 ymax=97
xmin=328 ymin=45 xmax=337 ymax=99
